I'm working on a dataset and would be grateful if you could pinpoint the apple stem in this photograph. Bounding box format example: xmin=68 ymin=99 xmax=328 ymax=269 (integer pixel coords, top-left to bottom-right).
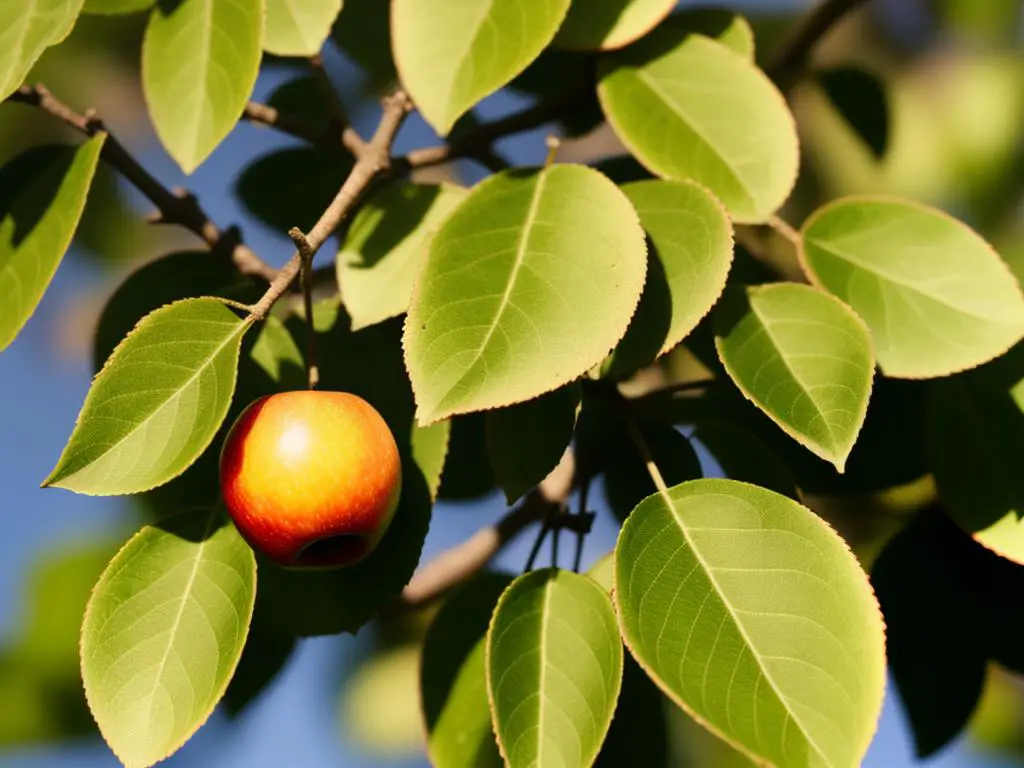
xmin=289 ymin=227 xmax=320 ymax=390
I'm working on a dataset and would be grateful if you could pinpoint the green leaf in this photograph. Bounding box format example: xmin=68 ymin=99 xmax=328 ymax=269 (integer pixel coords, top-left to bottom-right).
xmin=45 ymin=298 xmax=250 ymax=495
xmin=663 ymin=9 xmax=754 ymax=59
xmin=264 ymin=0 xmax=340 ymax=56
xmin=338 ymin=182 xmax=466 ymax=331
xmin=82 ymin=0 xmax=152 ymax=13
xmin=714 ymin=283 xmax=875 ymax=472
xmin=598 ymin=29 xmax=798 ymax=222
xmin=392 ymin=0 xmax=571 ymax=134
xmin=928 ymin=343 xmax=1024 ymax=562
xmin=0 ymin=137 xmax=105 ymax=352
xmin=0 ymin=0 xmax=84 ymax=101
xmin=438 ymin=413 xmax=497 ymax=500
xmin=800 ymin=197 xmax=1024 ymax=378
xmin=81 ymin=508 xmax=256 ymax=768
xmin=236 ymin=147 xmax=352 ymax=236
xmin=422 ymin=573 xmax=511 ymax=768
xmin=554 ymin=0 xmax=675 ymax=51
xmin=486 ymin=569 xmax=623 ymax=768
xmin=615 ymin=478 xmax=886 ymax=768
xmin=412 ymin=418 xmax=450 ymax=501
xmin=485 ymin=383 xmax=580 ymax=504
xmin=142 ymin=0 xmax=263 ymax=173
xmin=249 ymin=314 xmax=305 ymax=389
xmin=405 ymin=164 xmax=647 ymax=423
xmin=606 ymin=179 xmax=733 ymax=378
xmin=93 ymin=251 xmax=261 ymax=371
xmin=816 ymin=67 xmax=889 ymax=159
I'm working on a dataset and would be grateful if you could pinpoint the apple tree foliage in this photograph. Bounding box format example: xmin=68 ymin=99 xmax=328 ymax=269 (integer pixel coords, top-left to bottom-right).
xmin=2 ymin=0 xmax=1024 ymax=766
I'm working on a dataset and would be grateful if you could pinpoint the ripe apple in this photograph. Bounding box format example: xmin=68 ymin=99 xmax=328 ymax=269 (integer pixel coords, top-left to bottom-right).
xmin=220 ymin=391 xmax=402 ymax=568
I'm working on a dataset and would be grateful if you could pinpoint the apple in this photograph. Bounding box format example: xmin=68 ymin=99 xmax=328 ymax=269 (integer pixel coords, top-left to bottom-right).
xmin=220 ymin=390 xmax=402 ymax=568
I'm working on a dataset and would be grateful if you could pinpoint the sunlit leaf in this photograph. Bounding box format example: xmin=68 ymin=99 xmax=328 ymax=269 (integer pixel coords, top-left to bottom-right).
xmin=405 ymin=164 xmax=647 ymax=423
xmin=598 ymin=29 xmax=797 ymax=222
xmin=606 ymin=179 xmax=733 ymax=378
xmin=264 ymin=0 xmax=340 ymax=56
xmin=928 ymin=344 xmax=1024 ymax=562
xmin=800 ymin=197 xmax=1024 ymax=378
xmin=412 ymin=418 xmax=450 ymax=501
xmin=615 ymin=478 xmax=886 ymax=768
xmin=487 ymin=569 xmax=623 ymax=768
xmin=421 ymin=573 xmax=511 ymax=768
xmin=81 ymin=508 xmax=256 ymax=768
xmin=142 ymin=0 xmax=263 ymax=172
xmin=554 ymin=0 xmax=675 ymax=51
xmin=0 ymin=0 xmax=83 ymax=100
xmin=249 ymin=314 xmax=305 ymax=389
xmin=485 ymin=383 xmax=580 ymax=504
xmin=392 ymin=0 xmax=570 ymax=134
xmin=0 ymin=137 xmax=105 ymax=352
xmin=714 ymin=283 xmax=875 ymax=471
xmin=337 ymin=182 xmax=465 ymax=331
xmin=45 ymin=298 xmax=251 ymax=495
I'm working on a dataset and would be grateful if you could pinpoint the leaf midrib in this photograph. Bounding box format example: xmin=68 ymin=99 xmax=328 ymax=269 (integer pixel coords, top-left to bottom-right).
xmin=746 ymin=297 xmax=839 ymax=454
xmin=438 ymin=0 xmax=494 ymax=125
xmin=433 ymin=169 xmax=548 ymax=414
xmin=135 ymin=513 xmax=216 ymax=747
xmin=650 ymin=488 xmax=833 ymax=767
xmin=806 ymin=236 xmax=1013 ymax=322
xmin=50 ymin=311 xmax=246 ymax=485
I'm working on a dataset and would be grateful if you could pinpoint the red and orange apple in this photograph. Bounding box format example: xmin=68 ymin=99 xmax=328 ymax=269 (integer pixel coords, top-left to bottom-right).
xmin=220 ymin=391 xmax=401 ymax=568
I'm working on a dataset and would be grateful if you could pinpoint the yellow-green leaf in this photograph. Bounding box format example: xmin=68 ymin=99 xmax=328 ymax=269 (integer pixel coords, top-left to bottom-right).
xmin=264 ymin=0 xmax=340 ymax=56
xmin=0 ymin=0 xmax=83 ymax=100
xmin=554 ymin=0 xmax=675 ymax=51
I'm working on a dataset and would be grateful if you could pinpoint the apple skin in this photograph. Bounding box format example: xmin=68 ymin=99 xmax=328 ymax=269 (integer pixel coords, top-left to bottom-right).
xmin=220 ymin=390 xmax=402 ymax=569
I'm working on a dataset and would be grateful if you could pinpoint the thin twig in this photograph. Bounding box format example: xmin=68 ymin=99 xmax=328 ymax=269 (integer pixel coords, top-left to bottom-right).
xmin=767 ymin=0 xmax=871 ymax=92
xmin=288 ymin=227 xmax=319 ymax=389
xmin=573 ymin=471 xmax=593 ymax=573
xmin=767 ymin=214 xmax=802 ymax=249
xmin=399 ymin=451 xmax=575 ymax=608
xmin=8 ymin=83 xmax=277 ymax=282
xmin=525 ymin=509 xmax=557 ymax=572
xmin=246 ymin=90 xmax=413 ymax=320
xmin=622 ymin=410 xmax=670 ymax=495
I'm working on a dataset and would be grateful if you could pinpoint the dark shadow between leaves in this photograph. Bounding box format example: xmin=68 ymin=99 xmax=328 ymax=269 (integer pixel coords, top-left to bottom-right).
xmin=0 ymin=146 xmax=78 ymax=248
xmin=347 ymin=185 xmax=443 ymax=271
xmin=604 ymin=242 xmax=672 ymax=381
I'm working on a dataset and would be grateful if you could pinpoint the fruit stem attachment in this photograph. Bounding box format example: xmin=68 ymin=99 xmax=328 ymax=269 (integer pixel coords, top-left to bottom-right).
xmin=289 ymin=227 xmax=320 ymax=390
xmin=544 ymin=134 xmax=561 ymax=168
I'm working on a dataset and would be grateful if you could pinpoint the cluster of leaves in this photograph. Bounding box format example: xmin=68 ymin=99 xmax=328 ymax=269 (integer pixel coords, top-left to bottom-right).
xmin=3 ymin=0 xmax=1024 ymax=767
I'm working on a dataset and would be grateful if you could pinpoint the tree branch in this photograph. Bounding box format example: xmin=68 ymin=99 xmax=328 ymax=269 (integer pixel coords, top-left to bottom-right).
xmin=246 ymin=90 xmax=413 ymax=320
xmin=399 ymin=450 xmax=576 ymax=609
xmin=8 ymin=83 xmax=277 ymax=282
xmin=243 ymin=98 xmax=365 ymax=157
xmin=767 ymin=0 xmax=871 ymax=92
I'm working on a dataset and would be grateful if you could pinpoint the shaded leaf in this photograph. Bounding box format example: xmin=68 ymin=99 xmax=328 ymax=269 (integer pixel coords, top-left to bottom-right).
xmin=606 ymin=179 xmax=733 ymax=378
xmin=928 ymin=343 xmax=1024 ymax=562
xmin=486 ymin=383 xmax=580 ymax=504
xmin=596 ymin=655 xmax=670 ymax=768
xmin=142 ymin=0 xmax=263 ymax=172
xmin=871 ymin=512 xmax=987 ymax=757
xmin=554 ymin=0 xmax=675 ymax=51
xmin=236 ymin=147 xmax=352 ymax=236
xmin=421 ymin=572 xmax=512 ymax=768
xmin=663 ymin=9 xmax=754 ymax=59
xmin=816 ymin=66 xmax=889 ymax=159
xmin=405 ymin=165 xmax=647 ymax=423
xmin=438 ymin=412 xmax=497 ymax=500
xmin=93 ymin=251 xmax=260 ymax=371
xmin=392 ymin=0 xmax=570 ymax=134
xmin=45 ymin=298 xmax=251 ymax=495
xmin=267 ymin=75 xmax=331 ymax=124
xmin=337 ymin=182 xmax=465 ymax=331
xmin=487 ymin=569 xmax=623 ymax=768
xmin=714 ymin=283 xmax=875 ymax=471
xmin=691 ymin=418 xmax=799 ymax=499
xmin=222 ymin=627 xmax=295 ymax=717
xmin=615 ymin=478 xmax=886 ymax=768
xmin=81 ymin=509 xmax=256 ymax=768
xmin=598 ymin=28 xmax=797 ymax=222
xmin=0 ymin=0 xmax=84 ymax=100
xmin=331 ymin=0 xmax=395 ymax=90
xmin=264 ymin=0 xmax=340 ymax=56
xmin=0 ymin=137 xmax=105 ymax=352
xmin=800 ymin=197 xmax=1024 ymax=378
xmin=506 ymin=48 xmax=603 ymax=138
